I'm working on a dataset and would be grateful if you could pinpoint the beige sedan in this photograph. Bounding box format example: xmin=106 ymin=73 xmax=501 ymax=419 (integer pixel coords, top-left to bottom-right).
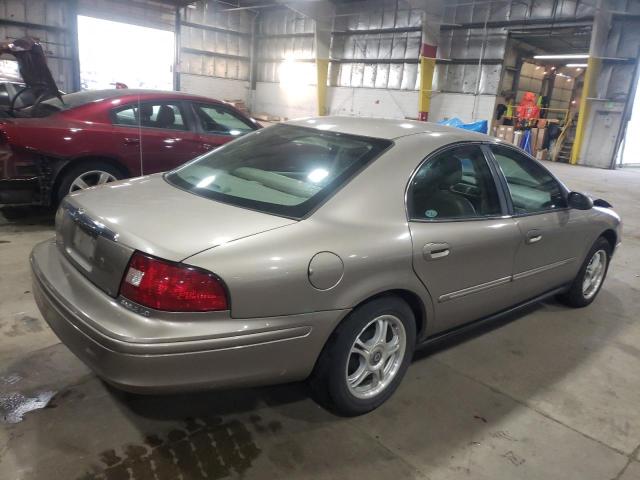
xmin=31 ymin=117 xmax=621 ymax=415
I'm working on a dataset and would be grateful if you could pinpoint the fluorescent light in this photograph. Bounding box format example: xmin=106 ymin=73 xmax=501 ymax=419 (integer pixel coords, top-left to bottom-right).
xmin=533 ymin=54 xmax=588 ymax=59
xmin=566 ymin=63 xmax=588 ymax=67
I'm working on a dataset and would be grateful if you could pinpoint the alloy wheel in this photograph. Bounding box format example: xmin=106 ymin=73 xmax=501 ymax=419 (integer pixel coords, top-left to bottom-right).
xmin=582 ymin=249 xmax=607 ymax=299
xmin=345 ymin=314 xmax=407 ymax=399
xmin=69 ymin=170 xmax=117 ymax=193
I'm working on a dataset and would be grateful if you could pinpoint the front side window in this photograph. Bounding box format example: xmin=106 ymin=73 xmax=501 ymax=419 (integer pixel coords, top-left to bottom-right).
xmin=193 ymin=103 xmax=255 ymax=136
xmin=113 ymin=102 xmax=187 ymax=131
xmin=166 ymin=125 xmax=391 ymax=218
xmin=490 ymin=145 xmax=567 ymax=214
xmin=408 ymin=145 xmax=502 ymax=220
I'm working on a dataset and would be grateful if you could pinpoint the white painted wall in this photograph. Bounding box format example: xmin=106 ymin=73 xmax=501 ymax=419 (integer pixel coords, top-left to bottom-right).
xmin=252 ymin=82 xmax=497 ymax=125
xmin=329 ymin=87 xmax=419 ymax=119
xmin=180 ymin=74 xmax=250 ymax=103
xmin=252 ymin=82 xmax=316 ymax=119
xmin=430 ymin=93 xmax=497 ymax=123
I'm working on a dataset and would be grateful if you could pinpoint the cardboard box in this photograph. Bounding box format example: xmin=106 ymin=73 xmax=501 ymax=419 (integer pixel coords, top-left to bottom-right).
xmin=497 ymin=125 xmax=514 ymax=144
xmin=536 ymin=127 xmax=546 ymax=150
xmin=536 ymin=149 xmax=548 ymax=161
xmin=530 ymin=127 xmax=539 ymax=152
xmin=513 ymin=130 xmax=523 ymax=147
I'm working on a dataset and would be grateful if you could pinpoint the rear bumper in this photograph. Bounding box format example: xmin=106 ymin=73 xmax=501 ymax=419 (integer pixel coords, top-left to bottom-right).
xmin=31 ymin=239 xmax=346 ymax=393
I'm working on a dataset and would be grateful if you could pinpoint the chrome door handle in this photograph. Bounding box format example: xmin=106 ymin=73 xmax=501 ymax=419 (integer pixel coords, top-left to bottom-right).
xmin=123 ymin=137 xmax=140 ymax=145
xmin=525 ymin=230 xmax=542 ymax=244
xmin=423 ymin=242 xmax=450 ymax=260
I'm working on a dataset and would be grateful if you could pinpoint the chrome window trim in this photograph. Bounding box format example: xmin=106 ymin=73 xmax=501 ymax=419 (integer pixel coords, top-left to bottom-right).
xmin=404 ymin=140 xmax=510 ymax=223
xmin=484 ymin=143 xmax=572 ymax=219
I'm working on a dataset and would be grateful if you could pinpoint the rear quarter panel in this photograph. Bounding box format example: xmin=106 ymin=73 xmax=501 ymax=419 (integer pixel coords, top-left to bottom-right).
xmin=184 ymin=133 xmax=469 ymax=334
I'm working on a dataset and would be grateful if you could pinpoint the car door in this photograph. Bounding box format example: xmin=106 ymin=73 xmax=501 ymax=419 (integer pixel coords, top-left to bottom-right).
xmin=192 ymin=102 xmax=257 ymax=154
xmin=487 ymin=144 xmax=588 ymax=302
xmin=112 ymin=100 xmax=202 ymax=175
xmin=408 ymin=144 xmax=522 ymax=333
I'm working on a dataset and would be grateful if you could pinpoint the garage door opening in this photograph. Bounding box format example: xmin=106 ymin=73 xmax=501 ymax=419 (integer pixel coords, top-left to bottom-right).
xmin=620 ymin=71 xmax=640 ymax=166
xmin=77 ymin=15 xmax=174 ymax=91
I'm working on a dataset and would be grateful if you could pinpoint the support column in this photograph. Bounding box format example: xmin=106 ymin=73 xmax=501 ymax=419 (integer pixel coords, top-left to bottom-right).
xmin=314 ymin=18 xmax=331 ymax=116
xmin=571 ymin=0 xmax=609 ymax=164
xmin=418 ymin=16 xmax=438 ymax=121
xmin=174 ymin=6 xmax=181 ymax=91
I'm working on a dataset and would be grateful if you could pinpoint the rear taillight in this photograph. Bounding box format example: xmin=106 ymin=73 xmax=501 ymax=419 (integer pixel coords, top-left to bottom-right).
xmin=119 ymin=252 xmax=228 ymax=312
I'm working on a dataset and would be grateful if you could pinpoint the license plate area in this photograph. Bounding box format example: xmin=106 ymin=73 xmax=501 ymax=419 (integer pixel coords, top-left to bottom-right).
xmin=66 ymin=225 xmax=97 ymax=271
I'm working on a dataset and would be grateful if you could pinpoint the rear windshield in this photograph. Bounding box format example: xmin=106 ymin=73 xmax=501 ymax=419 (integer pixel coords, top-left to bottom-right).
xmin=21 ymin=90 xmax=119 ymax=117
xmin=166 ymin=124 xmax=392 ymax=218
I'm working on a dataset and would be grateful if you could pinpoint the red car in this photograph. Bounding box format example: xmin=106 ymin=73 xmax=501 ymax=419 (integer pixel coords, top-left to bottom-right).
xmin=0 ymin=89 xmax=261 ymax=205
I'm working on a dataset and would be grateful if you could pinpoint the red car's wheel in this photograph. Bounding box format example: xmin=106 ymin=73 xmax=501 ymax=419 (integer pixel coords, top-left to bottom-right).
xmin=55 ymin=161 xmax=124 ymax=204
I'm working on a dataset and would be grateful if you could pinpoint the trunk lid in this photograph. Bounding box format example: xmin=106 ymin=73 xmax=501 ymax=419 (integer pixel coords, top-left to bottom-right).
xmin=56 ymin=174 xmax=296 ymax=297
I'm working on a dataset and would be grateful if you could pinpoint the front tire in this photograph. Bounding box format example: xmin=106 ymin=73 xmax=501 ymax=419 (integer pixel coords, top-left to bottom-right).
xmin=559 ymin=236 xmax=612 ymax=308
xmin=310 ymin=296 xmax=416 ymax=416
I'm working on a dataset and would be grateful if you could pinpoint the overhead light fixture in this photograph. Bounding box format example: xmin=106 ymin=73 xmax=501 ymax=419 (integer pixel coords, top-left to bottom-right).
xmin=533 ymin=54 xmax=589 ymax=59
xmin=566 ymin=63 xmax=588 ymax=67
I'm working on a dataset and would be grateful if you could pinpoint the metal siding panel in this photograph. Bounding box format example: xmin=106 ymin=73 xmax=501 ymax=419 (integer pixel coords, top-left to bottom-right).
xmin=365 ymin=36 xmax=380 ymax=59
xmin=382 ymin=10 xmax=395 ymax=29
xmin=339 ymin=63 xmax=352 ymax=87
xmin=378 ymin=35 xmax=393 ymax=60
xmin=531 ymin=0 xmax=555 ymax=19
xmin=462 ymin=64 xmax=477 ymax=93
xmin=401 ymin=62 xmax=417 ymax=90
xmin=405 ymin=32 xmax=421 ymax=59
xmin=395 ymin=10 xmax=410 ymax=28
xmin=215 ymin=57 xmax=227 ymax=78
xmin=375 ymin=63 xmax=390 ymax=88
xmin=388 ymin=63 xmax=403 ymax=89
xmin=480 ymin=64 xmax=502 ymax=95
xmin=391 ymin=34 xmax=407 ymax=59
xmin=238 ymin=60 xmax=249 ymax=80
xmin=351 ymin=62 xmax=364 ymax=87
xmin=363 ymin=63 xmax=376 ymax=88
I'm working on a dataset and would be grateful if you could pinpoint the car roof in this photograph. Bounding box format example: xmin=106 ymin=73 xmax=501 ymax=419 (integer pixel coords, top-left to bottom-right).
xmin=285 ymin=116 xmax=489 ymax=141
xmin=56 ymin=89 xmax=227 ymax=107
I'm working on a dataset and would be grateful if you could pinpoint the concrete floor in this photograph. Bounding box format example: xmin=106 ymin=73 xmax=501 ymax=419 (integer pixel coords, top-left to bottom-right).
xmin=1 ymin=162 xmax=639 ymax=480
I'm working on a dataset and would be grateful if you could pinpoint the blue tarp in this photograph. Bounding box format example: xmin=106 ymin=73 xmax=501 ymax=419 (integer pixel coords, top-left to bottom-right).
xmin=437 ymin=117 xmax=488 ymax=134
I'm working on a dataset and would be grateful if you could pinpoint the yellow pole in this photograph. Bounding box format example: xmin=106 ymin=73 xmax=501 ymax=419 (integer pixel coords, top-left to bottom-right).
xmin=571 ymin=56 xmax=601 ymax=164
xmin=418 ymin=55 xmax=436 ymax=121
xmin=316 ymin=59 xmax=329 ymax=116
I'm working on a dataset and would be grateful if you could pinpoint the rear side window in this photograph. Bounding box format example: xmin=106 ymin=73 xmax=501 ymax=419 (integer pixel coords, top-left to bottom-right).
xmin=193 ymin=103 xmax=255 ymax=136
xmin=113 ymin=102 xmax=187 ymax=131
xmin=166 ymin=124 xmax=391 ymax=218
xmin=408 ymin=145 xmax=502 ymax=220
xmin=490 ymin=145 xmax=567 ymax=214
xmin=0 ymin=84 xmax=9 ymax=106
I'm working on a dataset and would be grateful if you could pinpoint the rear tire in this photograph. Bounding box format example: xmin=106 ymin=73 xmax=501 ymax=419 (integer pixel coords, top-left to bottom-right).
xmin=559 ymin=236 xmax=611 ymax=308
xmin=55 ymin=161 xmax=124 ymax=205
xmin=310 ymin=296 xmax=416 ymax=416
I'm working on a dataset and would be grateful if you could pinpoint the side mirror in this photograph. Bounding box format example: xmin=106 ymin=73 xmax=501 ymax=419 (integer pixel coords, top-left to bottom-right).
xmin=568 ymin=191 xmax=593 ymax=210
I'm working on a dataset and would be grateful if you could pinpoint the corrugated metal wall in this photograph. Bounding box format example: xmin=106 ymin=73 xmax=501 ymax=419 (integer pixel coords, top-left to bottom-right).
xmin=331 ymin=1 xmax=422 ymax=91
xmin=0 ymin=0 xmax=74 ymax=92
xmin=181 ymin=1 xmax=252 ymax=81
xmin=256 ymin=8 xmax=315 ymax=84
